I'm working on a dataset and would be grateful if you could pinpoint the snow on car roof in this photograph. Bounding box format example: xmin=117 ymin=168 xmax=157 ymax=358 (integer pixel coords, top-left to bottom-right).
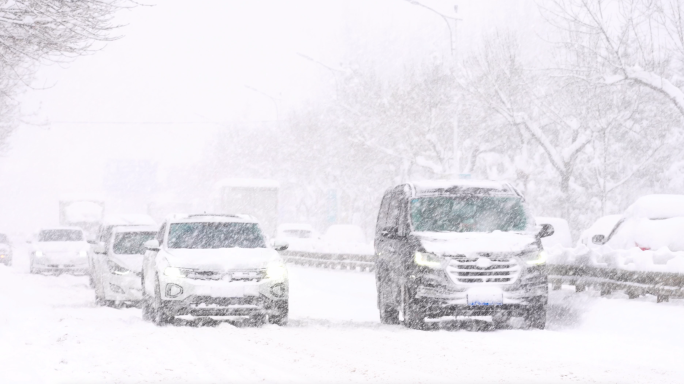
xmin=410 ymin=179 xmax=515 ymax=196
xmin=214 ymin=178 xmax=279 ymax=189
xmin=171 ymin=214 xmax=258 ymax=224
xmin=624 ymin=194 xmax=684 ymax=219
xmin=112 ymin=225 xmax=158 ymax=233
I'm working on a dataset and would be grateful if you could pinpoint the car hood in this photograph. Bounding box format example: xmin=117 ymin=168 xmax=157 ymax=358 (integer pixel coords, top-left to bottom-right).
xmin=110 ymin=254 xmax=144 ymax=272
xmin=413 ymin=231 xmax=538 ymax=256
xmin=34 ymin=241 xmax=88 ymax=253
xmin=164 ymin=248 xmax=280 ymax=270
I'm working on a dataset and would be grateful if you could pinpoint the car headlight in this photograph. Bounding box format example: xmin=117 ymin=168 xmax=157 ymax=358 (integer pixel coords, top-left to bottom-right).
xmin=414 ymin=251 xmax=444 ymax=269
xmin=164 ymin=267 xmax=188 ymax=278
xmin=524 ymin=250 xmax=548 ymax=266
xmin=266 ymin=262 xmax=287 ymax=280
xmin=107 ymin=260 xmax=132 ymax=275
xmin=34 ymin=251 xmax=44 ymax=257
xmin=79 ymin=250 xmax=88 ymax=257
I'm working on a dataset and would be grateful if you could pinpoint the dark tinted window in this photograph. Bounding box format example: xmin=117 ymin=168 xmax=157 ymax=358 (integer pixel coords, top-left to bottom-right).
xmin=113 ymin=232 xmax=156 ymax=254
xmin=167 ymin=222 xmax=266 ymax=249
xmin=410 ymin=196 xmax=533 ymax=233
xmin=39 ymin=230 xmax=83 ymax=242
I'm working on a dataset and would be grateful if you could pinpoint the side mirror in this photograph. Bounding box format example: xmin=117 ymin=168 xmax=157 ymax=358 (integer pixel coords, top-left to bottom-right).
xmin=538 ymin=223 xmax=555 ymax=238
xmin=144 ymin=239 xmax=160 ymax=251
xmin=380 ymin=227 xmax=399 ymax=239
xmin=273 ymin=239 xmax=289 ymax=252
xmin=592 ymin=234 xmax=606 ymax=245
xmin=93 ymin=243 xmax=106 ymax=254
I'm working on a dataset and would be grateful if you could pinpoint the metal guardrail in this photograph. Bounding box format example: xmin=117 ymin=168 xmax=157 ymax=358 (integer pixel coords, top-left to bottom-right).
xmin=547 ymin=265 xmax=684 ymax=302
xmin=281 ymin=250 xmax=375 ymax=272
xmin=282 ymin=250 xmax=684 ymax=302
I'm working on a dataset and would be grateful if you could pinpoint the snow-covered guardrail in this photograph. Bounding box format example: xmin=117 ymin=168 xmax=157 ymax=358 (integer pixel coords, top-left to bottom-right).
xmin=280 ymin=249 xmax=375 ymax=272
xmin=547 ymin=245 xmax=684 ymax=302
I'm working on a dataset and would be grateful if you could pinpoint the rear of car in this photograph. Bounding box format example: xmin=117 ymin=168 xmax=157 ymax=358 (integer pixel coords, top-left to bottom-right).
xmin=0 ymin=233 xmax=12 ymax=266
xmin=141 ymin=214 xmax=289 ymax=326
xmin=30 ymin=228 xmax=89 ymax=274
xmin=92 ymin=226 xmax=157 ymax=305
xmin=375 ymin=181 xmax=551 ymax=330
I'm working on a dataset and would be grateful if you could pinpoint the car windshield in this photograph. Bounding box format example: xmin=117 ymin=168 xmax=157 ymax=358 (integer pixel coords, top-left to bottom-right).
xmin=38 ymin=229 xmax=83 ymax=242
xmin=113 ymin=232 xmax=156 ymax=254
xmin=167 ymin=222 xmax=266 ymax=249
xmin=410 ymin=196 xmax=533 ymax=233
xmin=282 ymin=229 xmax=312 ymax=238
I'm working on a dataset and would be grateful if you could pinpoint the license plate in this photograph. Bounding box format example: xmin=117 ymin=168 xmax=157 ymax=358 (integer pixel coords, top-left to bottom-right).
xmin=211 ymin=285 xmax=244 ymax=298
xmin=467 ymin=292 xmax=503 ymax=306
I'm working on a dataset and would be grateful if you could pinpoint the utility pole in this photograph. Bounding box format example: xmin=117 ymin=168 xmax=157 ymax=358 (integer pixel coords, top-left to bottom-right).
xmin=405 ymin=1 xmax=462 ymax=177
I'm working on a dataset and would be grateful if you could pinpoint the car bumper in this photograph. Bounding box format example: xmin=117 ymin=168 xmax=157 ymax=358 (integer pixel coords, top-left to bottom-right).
xmin=158 ymin=276 xmax=288 ymax=317
xmin=103 ymin=272 xmax=143 ymax=301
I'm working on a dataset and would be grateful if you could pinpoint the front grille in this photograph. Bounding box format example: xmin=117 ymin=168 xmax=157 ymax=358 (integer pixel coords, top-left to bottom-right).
xmin=445 ymin=256 xmax=520 ymax=285
xmin=184 ymin=269 xmax=266 ymax=281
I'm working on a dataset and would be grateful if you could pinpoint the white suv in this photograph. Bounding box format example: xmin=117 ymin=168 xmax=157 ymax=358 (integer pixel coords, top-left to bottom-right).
xmin=141 ymin=214 xmax=289 ymax=326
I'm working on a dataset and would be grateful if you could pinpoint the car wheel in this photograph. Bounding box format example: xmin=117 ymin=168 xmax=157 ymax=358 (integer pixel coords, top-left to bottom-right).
xmin=525 ymin=305 xmax=547 ymax=330
xmin=267 ymin=300 xmax=289 ymax=326
xmin=400 ymin=284 xmax=429 ymax=330
xmin=153 ymin=277 xmax=172 ymax=326
xmin=378 ymin=278 xmax=400 ymax=325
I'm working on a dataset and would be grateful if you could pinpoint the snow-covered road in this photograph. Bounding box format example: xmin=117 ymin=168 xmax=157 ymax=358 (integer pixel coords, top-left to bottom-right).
xmin=1 ymin=247 xmax=683 ymax=383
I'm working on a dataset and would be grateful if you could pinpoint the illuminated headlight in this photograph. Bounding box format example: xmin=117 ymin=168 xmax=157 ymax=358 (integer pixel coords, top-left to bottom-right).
xmin=79 ymin=250 xmax=88 ymax=257
xmin=266 ymin=262 xmax=287 ymax=280
xmin=164 ymin=267 xmax=188 ymax=278
xmin=34 ymin=251 xmax=44 ymax=258
xmin=524 ymin=250 xmax=548 ymax=266
xmin=414 ymin=251 xmax=444 ymax=269
xmin=107 ymin=260 xmax=132 ymax=275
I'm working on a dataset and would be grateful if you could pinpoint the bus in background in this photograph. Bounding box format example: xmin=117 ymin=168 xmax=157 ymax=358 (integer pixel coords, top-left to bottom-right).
xmin=212 ymin=178 xmax=279 ymax=238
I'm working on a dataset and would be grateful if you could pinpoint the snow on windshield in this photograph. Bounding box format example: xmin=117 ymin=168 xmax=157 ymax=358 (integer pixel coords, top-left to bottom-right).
xmin=113 ymin=231 xmax=156 ymax=254
xmin=38 ymin=229 xmax=83 ymax=242
xmin=167 ymin=222 xmax=266 ymax=249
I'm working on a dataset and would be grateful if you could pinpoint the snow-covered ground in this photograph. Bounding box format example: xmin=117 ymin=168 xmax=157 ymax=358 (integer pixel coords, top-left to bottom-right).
xmin=1 ymin=246 xmax=683 ymax=383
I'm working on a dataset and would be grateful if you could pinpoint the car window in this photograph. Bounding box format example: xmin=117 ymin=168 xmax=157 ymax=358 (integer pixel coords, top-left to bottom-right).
xmin=38 ymin=229 xmax=83 ymax=242
xmin=113 ymin=232 xmax=157 ymax=254
xmin=167 ymin=222 xmax=266 ymax=249
xmin=376 ymin=192 xmax=392 ymax=232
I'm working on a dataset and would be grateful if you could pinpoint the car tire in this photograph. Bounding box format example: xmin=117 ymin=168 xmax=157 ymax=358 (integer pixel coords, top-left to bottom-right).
xmin=268 ymin=300 xmax=289 ymax=326
xmin=153 ymin=277 xmax=172 ymax=326
xmin=525 ymin=305 xmax=547 ymax=330
xmin=377 ymin=278 xmax=399 ymax=325
xmin=400 ymin=284 xmax=429 ymax=330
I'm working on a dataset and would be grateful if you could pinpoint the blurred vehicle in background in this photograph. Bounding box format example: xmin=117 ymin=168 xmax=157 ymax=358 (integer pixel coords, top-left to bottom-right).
xmin=276 ymin=223 xmax=319 ymax=251
xmin=592 ymin=195 xmax=684 ymax=253
xmin=91 ymin=226 xmax=157 ymax=306
xmin=59 ymin=195 xmax=105 ymax=241
xmin=141 ymin=214 xmax=289 ymax=326
xmin=578 ymin=214 xmax=622 ymax=248
xmin=0 ymin=233 xmax=12 ymax=266
xmin=535 ymin=217 xmax=572 ymax=249
xmin=30 ymin=227 xmax=89 ymax=275
xmin=322 ymin=224 xmax=373 ymax=255
xmin=212 ymin=178 xmax=279 ymax=238
xmin=88 ymin=214 xmax=157 ymax=287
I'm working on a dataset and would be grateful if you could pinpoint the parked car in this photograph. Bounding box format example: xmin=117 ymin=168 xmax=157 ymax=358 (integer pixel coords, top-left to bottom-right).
xmin=374 ymin=180 xmax=553 ymax=330
xmin=30 ymin=227 xmax=89 ymax=275
xmin=0 ymin=233 xmax=12 ymax=266
xmin=276 ymin=223 xmax=319 ymax=251
xmin=578 ymin=214 xmax=622 ymax=248
xmin=91 ymin=226 xmax=157 ymax=306
xmin=141 ymin=214 xmax=289 ymax=326
xmin=592 ymin=195 xmax=684 ymax=252
xmin=535 ymin=217 xmax=573 ymax=249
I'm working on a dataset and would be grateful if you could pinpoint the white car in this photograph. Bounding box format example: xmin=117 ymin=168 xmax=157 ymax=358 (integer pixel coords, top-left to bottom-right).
xmin=593 ymin=195 xmax=684 ymax=252
xmin=30 ymin=227 xmax=89 ymax=274
xmin=91 ymin=226 xmax=158 ymax=306
xmin=578 ymin=214 xmax=622 ymax=248
xmin=276 ymin=223 xmax=319 ymax=252
xmin=141 ymin=214 xmax=289 ymax=326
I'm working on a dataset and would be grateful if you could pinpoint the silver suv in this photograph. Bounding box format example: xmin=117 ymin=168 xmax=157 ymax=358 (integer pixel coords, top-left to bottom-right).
xmin=141 ymin=214 xmax=289 ymax=326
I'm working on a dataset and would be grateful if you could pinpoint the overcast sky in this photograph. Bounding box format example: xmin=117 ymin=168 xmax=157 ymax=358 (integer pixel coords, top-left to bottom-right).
xmin=0 ymin=0 xmax=543 ymax=234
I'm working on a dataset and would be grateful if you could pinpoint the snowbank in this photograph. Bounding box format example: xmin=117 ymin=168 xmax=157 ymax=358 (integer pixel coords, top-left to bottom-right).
xmin=546 ymin=244 xmax=684 ymax=274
